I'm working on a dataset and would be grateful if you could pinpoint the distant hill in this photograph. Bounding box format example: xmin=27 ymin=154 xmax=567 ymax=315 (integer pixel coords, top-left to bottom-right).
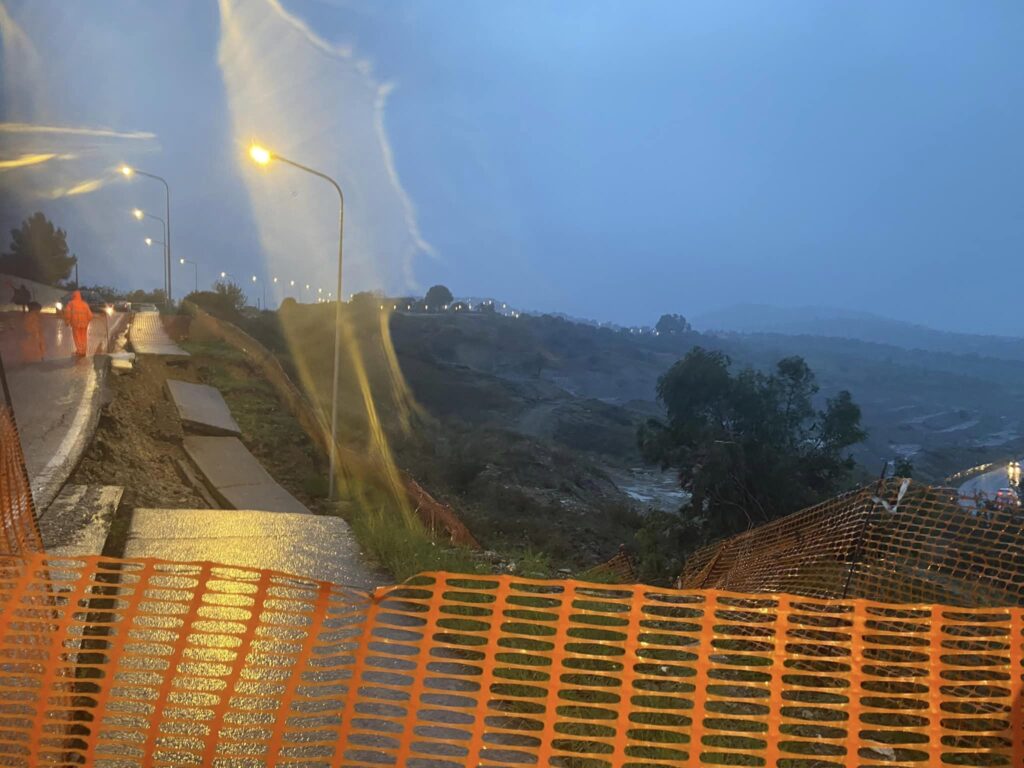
xmin=693 ymin=304 xmax=1024 ymax=362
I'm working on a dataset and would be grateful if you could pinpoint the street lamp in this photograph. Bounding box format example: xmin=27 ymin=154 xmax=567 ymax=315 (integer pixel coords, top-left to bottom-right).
xmin=250 ymin=142 xmax=345 ymax=499
xmin=142 ymin=238 xmax=164 ymax=294
xmin=251 ymin=275 xmax=266 ymax=310
xmin=122 ymin=165 xmax=172 ymax=304
xmin=133 ymin=208 xmax=168 ymax=300
xmin=179 ymin=258 xmax=199 ymax=294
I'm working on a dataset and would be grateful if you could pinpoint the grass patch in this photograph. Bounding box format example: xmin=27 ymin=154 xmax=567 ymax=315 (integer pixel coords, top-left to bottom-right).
xmin=347 ymin=505 xmax=481 ymax=581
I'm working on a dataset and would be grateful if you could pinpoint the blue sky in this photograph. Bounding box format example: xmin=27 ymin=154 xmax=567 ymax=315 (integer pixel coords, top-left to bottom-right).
xmin=1 ymin=1 xmax=1022 ymax=333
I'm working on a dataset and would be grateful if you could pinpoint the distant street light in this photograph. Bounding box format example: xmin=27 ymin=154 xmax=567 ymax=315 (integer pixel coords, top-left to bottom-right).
xmin=250 ymin=142 xmax=346 ymax=500
xmin=251 ymin=275 xmax=266 ymax=309
xmin=132 ymin=208 xmax=168 ymax=299
xmin=179 ymin=258 xmax=199 ymax=293
xmin=121 ymin=165 xmax=172 ymax=303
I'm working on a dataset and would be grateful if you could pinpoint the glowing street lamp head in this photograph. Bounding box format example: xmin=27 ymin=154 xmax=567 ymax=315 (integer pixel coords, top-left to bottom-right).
xmin=132 ymin=208 xmax=144 ymax=220
xmin=144 ymin=237 xmax=153 ymax=246
xmin=220 ymin=271 xmax=227 ymax=279
xmin=251 ymin=275 xmax=257 ymax=283
xmin=179 ymin=258 xmax=185 ymax=265
xmin=120 ymin=165 xmax=134 ymax=177
xmin=249 ymin=144 xmax=271 ymax=166
xmin=289 ymin=280 xmax=295 ymax=287
xmin=272 ymin=277 xmax=278 ymax=283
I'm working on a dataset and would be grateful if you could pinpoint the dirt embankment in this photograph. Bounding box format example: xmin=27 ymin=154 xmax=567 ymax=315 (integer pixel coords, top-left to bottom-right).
xmin=71 ymin=356 xmax=209 ymax=511
xmin=72 ymin=342 xmax=334 ymax=522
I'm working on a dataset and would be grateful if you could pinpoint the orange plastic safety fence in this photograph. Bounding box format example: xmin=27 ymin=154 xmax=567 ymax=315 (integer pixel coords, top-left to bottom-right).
xmin=1 ymin=555 xmax=1022 ymax=767
xmin=679 ymin=480 xmax=1024 ymax=607
xmin=0 ymin=402 xmax=43 ymax=557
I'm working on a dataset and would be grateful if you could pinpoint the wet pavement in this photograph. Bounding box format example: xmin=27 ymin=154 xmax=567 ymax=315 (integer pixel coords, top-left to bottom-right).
xmin=959 ymin=464 xmax=1013 ymax=497
xmin=125 ymin=508 xmax=387 ymax=590
xmin=37 ymin=484 xmax=122 ymax=556
xmin=129 ymin=311 xmax=188 ymax=355
xmin=0 ymin=311 xmax=127 ymax=511
xmin=183 ymin=435 xmax=311 ymax=514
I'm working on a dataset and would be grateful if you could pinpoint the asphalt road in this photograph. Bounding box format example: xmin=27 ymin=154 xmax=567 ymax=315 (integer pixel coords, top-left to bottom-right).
xmin=959 ymin=463 xmax=1013 ymax=498
xmin=0 ymin=311 xmax=127 ymax=511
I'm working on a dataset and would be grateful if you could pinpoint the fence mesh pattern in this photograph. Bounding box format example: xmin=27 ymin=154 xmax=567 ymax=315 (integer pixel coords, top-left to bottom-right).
xmin=0 ymin=557 xmax=1021 ymax=767
xmin=0 ymin=400 xmax=43 ymax=557
xmin=679 ymin=479 xmax=1024 ymax=607
xmin=4 ymin=352 xmax=1024 ymax=765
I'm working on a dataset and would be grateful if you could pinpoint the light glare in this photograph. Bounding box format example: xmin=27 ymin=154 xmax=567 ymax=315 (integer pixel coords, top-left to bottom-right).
xmin=249 ymin=144 xmax=271 ymax=165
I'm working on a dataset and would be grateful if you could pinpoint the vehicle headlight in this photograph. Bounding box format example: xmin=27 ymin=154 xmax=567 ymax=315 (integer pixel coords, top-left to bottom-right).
xmin=54 ymin=302 xmax=62 ymax=311
xmin=105 ymin=306 xmax=114 ymax=316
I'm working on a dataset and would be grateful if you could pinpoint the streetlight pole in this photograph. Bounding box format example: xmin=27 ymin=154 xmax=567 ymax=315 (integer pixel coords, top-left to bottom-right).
xmin=251 ymin=275 xmax=266 ymax=310
xmin=121 ymin=166 xmax=172 ymax=305
xmin=180 ymin=259 xmax=199 ymax=293
xmin=143 ymin=239 xmax=165 ymax=301
xmin=250 ymin=143 xmax=345 ymax=500
xmin=133 ymin=208 xmax=167 ymax=300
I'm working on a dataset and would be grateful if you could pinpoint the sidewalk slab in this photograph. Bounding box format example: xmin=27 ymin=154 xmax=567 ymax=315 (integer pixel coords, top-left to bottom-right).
xmin=38 ymin=484 xmax=122 ymax=557
xmin=166 ymin=379 xmax=241 ymax=436
xmin=183 ymin=436 xmax=309 ymax=514
xmin=125 ymin=508 xmax=385 ymax=590
xmin=129 ymin=313 xmax=188 ymax=356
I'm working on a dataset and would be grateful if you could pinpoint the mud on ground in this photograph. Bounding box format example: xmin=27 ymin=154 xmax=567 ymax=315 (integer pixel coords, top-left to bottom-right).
xmin=72 ymin=341 xmax=331 ymax=512
xmin=71 ymin=355 xmax=210 ymax=512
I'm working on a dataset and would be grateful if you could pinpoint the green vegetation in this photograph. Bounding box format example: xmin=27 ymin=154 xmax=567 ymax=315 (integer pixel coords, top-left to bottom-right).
xmin=1 ymin=211 xmax=77 ymax=284
xmin=424 ymin=283 xmax=453 ymax=308
xmin=202 ymin=292 xmax=1024 ymax=585
xmin=181 ymin=335 xmax=480 ymax=581
xmin=639 ymin=348 xmax=865 ymax=552
xmin=346 ymin=505 xmax=479 ymax=581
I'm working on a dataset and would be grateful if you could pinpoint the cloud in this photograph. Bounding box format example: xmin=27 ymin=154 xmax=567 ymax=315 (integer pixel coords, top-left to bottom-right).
xmin=0 ymin=122 xmax=157 ymax=141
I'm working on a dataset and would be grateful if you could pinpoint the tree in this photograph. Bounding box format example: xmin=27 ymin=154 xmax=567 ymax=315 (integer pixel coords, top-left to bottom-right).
xmin=213 ymin=280 xmax=246 ymax=311
xmin=0 ymin=212 xmax=78 ymax=284
xmin=639 ymin=346 xmax=865 ymax=553
xmin=894 ymin=457 xmax=914 ymax=478
xmin=425 ymin=284 xmax=453 ymax=309
xmin=125 ymin=288 xmax=167 ymax=306
xmin=656 ymin=313 xmax=690 ymax=335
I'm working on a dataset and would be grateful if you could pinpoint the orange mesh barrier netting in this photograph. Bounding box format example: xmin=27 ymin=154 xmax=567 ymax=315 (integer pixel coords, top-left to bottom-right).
xmin=1 ymin=557 xmax=1021 ymax=767
xmin=0 ymin=370 xmax=43 ymax=557
xmin=679 ymin=479 xmax=1024 ymax=607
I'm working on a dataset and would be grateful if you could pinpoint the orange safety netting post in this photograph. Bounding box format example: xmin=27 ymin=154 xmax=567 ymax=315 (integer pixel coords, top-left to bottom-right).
xmin=1 ymin=559 xmax=1021 ymax=767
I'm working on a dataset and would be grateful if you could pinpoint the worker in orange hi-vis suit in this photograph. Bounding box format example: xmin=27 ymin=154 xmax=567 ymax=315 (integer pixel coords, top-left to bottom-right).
xmin=62 ymin=290 xmax=93 ymax=357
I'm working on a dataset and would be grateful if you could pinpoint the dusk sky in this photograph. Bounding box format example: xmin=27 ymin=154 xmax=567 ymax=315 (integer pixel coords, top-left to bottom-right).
xmin=1 ymin=1 xmax=1022 ymax=333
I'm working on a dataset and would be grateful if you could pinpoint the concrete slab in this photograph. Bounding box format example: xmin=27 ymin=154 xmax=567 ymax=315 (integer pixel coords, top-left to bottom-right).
xmin=38 ymin=484 xmax=122 ymax=557
xmin=166 ymin=379 xmax=241 ymax=436
xmin=125 ymin=508 xmax=386 ymax=590
xmin=183 ymin=436 xmax=309 ymax=514
xmin=129 ymin=312 xmax=188 ymax=356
